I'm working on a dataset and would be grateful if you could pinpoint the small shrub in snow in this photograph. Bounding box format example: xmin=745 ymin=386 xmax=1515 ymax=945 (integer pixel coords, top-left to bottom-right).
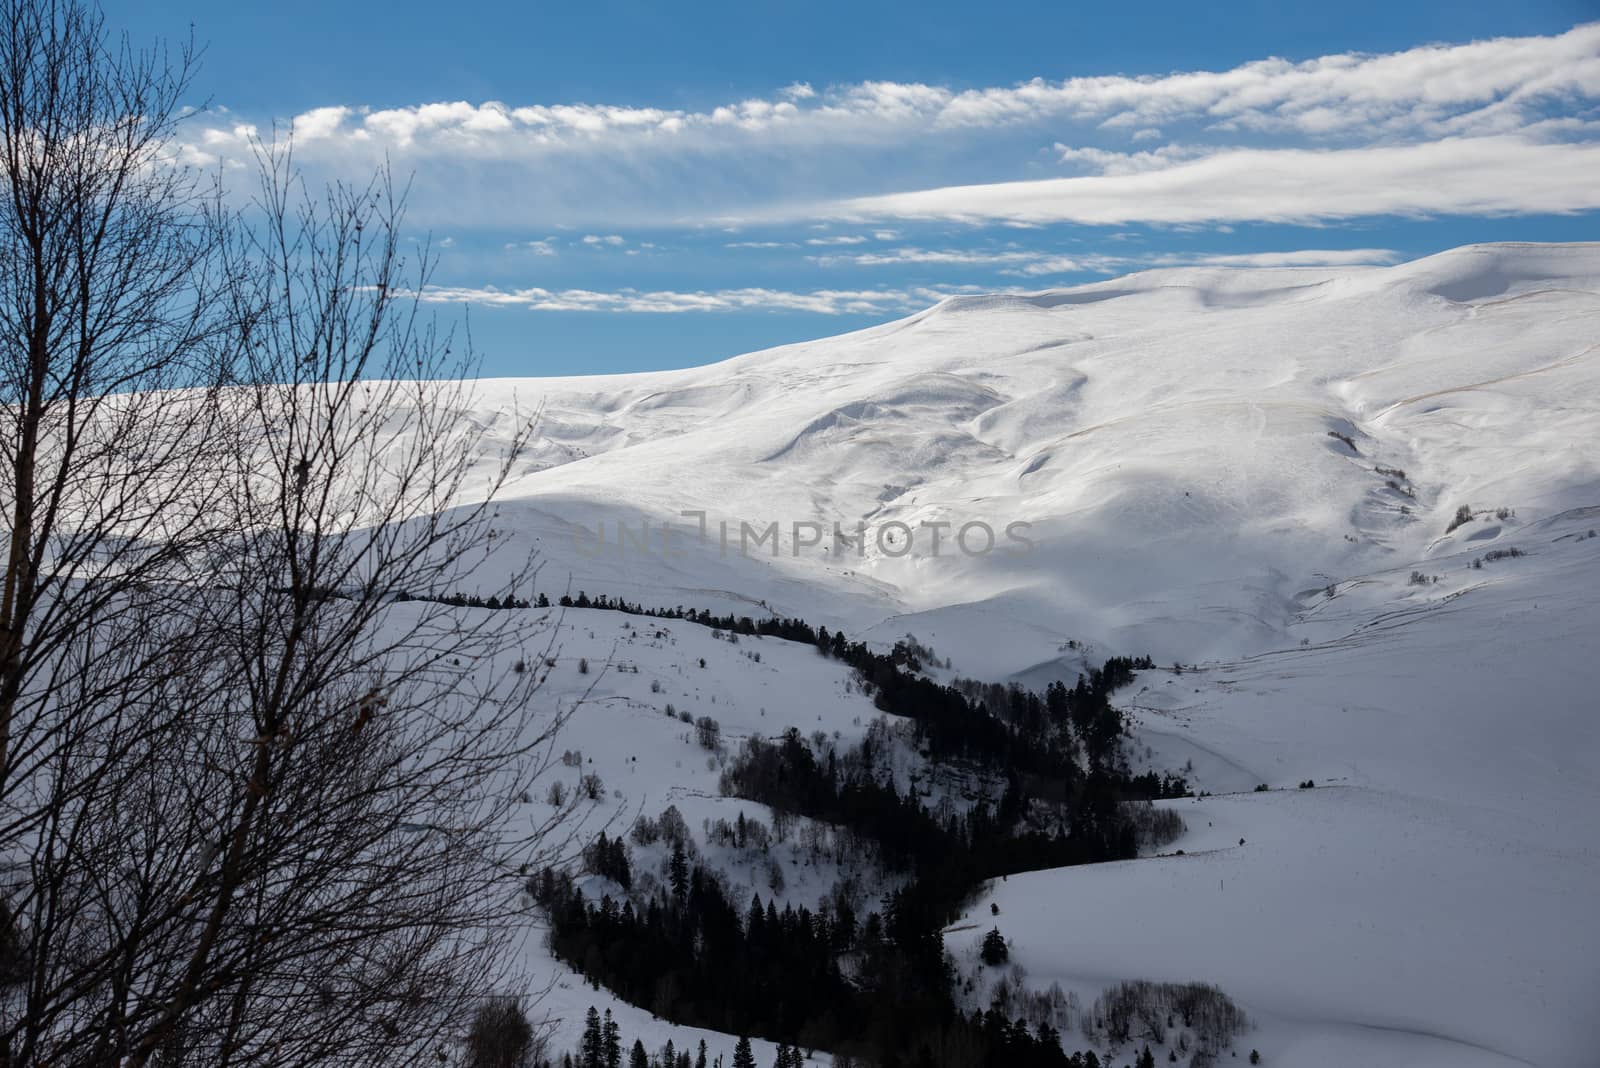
xmin=1124 ymin=801 xmax=1186 ymax=850
xmin=464 ymin=996 xmax=535 ymax=1068
xmin=630 ymin=814 xmax=660 ymax=847
xmin=579 ymin=773 xmax=604 ymax=801
xmin=1093 ymin=979 xmax=1250 ymax=1052
xmin=647 ymin=805 xmax=692 ymax=851
xmin=1326 ymin=429 xmax=1357 ymax=452
xmin=1482 ymin=547 xmax=1524 ymax=562
xmin=694 ymin=715 xmax=721 ymax=750
xmin=577 ymin=657 xmax=589 ymax=674
xmin=1446 ymin=505 xmax=1474 ymax=533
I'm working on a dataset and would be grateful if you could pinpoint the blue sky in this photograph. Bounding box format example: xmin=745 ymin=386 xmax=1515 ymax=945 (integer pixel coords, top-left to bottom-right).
xmin=111 ymin=0 xmax=1600 ymax=376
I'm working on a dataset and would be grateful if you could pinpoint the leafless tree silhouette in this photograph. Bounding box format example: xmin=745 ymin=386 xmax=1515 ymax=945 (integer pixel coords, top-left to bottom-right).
xmin=0 ymin=3 xmax=578 ymax=1065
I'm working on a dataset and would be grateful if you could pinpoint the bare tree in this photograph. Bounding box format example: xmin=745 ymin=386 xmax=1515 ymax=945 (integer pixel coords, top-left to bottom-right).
xmin=0 ymin=2 xmax=580 ymax=1065
xmin=0 ymin=0 xmax=231 ymax=812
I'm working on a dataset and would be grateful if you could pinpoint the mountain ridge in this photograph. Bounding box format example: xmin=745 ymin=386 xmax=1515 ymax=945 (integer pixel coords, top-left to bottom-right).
xmin=431 ymin=241 xmax=1598 ymax=676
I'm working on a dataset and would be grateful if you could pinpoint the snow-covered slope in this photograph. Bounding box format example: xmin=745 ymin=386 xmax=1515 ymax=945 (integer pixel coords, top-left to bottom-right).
xmin=452 ymin=242 xmax=1600 ymax=672
xmin=946 ymin=504 xmax=1600 ymax=1068
xmin=443 ymin=243 xmax=1598 ymax=1066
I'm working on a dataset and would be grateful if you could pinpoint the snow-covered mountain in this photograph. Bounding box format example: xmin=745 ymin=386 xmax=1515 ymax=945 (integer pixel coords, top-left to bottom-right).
xmin=454 ymin=242 xmax=1600 ymax=668
xmin=457 ymin=243 xmax=1597 ymax=1067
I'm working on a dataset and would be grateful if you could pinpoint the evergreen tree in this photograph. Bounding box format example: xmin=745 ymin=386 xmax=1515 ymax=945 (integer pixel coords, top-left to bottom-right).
xmin=733 ymin=1036 xmax=756 ymax=1068
xmin=696 ymin=1039 xmax=708 ymax=1068
xmin=602 ymin=1008 xmax=622 ymax=1068
xmin=580 ymin=1007 xmax=603 ymax=1068
xmin=980 ymin=927 xmax=1009 ymax=966
xmin=670 ymin=841 xmax=690 ymax=901
xmin=630 ymin=1040 xmax=649 ymax=1068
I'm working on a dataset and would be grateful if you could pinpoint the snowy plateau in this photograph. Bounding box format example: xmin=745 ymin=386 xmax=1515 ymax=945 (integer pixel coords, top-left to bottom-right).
xmin=433 ymin=242 xmax=1597 ymax=1068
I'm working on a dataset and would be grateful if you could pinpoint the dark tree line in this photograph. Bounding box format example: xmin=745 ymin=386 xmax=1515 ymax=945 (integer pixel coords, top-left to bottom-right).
xmin=394 ymin=589 xmax=537 ymax=610
xmin=537 ymin=865 xmax=1086 ymax=1068
xmin=542 ymin=591 xmax=1173 ymax=795
xmin=537 ymin=640 xmax=1188 ymax=1066
xmin=521 ymin=589 xmax=1195 ymax=1066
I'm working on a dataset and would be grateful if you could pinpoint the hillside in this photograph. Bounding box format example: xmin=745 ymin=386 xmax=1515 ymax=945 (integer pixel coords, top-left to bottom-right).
xmin=445 ymin=243 xmax=1598 ymax=1066
xmin=449 ymin=243 xmax=1600 ymax=668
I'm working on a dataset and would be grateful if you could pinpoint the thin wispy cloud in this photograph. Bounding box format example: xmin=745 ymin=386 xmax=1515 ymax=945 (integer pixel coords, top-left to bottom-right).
xmin=1158 ymin=249 xmax=1402 ymax=268
xmin=812 ymin=246 xmax=1401 ymax=275
xmin=829 ymin=138 xmax=1600 ymax=226
xmin=804 ymin=235 xmax=871 ymax=246
xmin=811 ymin=247 xmax=1045 ymax=267
xmin=504 ymin=238 xmax=559 ymax=255
xmin=415 ymin=283 xmax=1014 ymax=315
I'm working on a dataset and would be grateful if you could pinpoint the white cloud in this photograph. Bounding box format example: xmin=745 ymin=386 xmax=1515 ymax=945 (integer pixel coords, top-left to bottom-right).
xmin=932 ymin=23 xmax=1600 ymax=137
xmin=506 ymin=238 xmax=559 ymax=255
xmin=1160 ymin=248 xmax=1402 ymax=268
xmin=185 ymin=25 xmax=1600 ymax=167
xmin=1000 ymin=248 xmax=1400 ymax=276
xmin=830 ymin=137 xmax=1600 ymax=226
xmin=1000 ymin=255 xmax=1098 ymax=276
xmin=419 ymin=248 xmax=1405 ymax=318
xmin=1055 ymin=142 xmax=1208 ymax=174
xmin=812 ymin=246 xmax=1045 ymax=267
xmin=804 ymin=235 xmax=870 ymax=245
xmin=814 ymin=245 xmax=1399 ymax=274
xmin=581 ymin=234 xmax=627 ymax=246
xmin=292 ymin=105 xmax=350 ymax=141
xmin=180 ymin=25 xmax=1600 ymax=232
xmin=415 ymin=283 xmax=1012 ymax=315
